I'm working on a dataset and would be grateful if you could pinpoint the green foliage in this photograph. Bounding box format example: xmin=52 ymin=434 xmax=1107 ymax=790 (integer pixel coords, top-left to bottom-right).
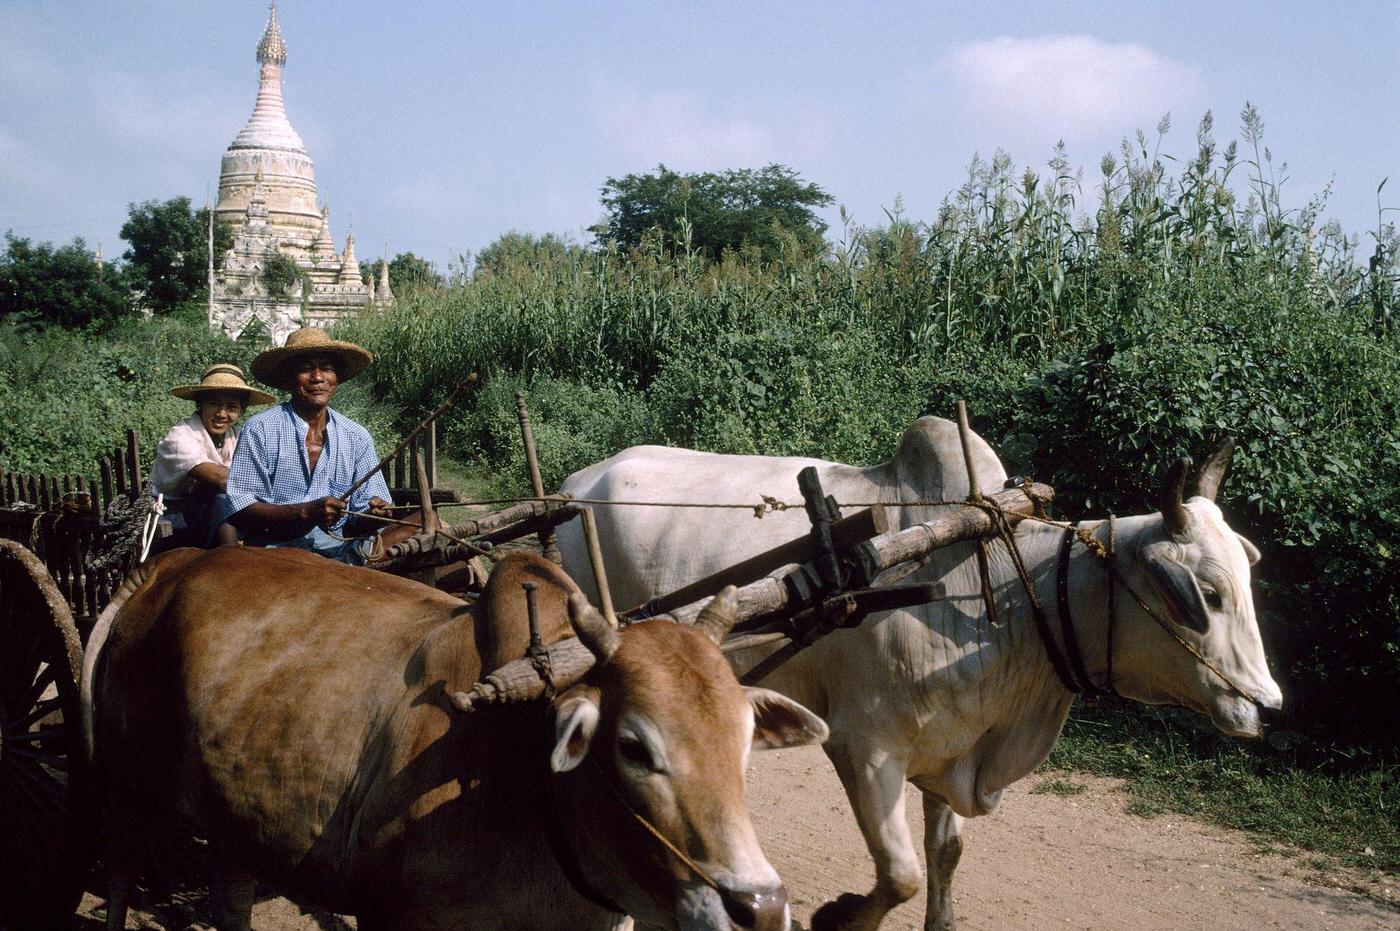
xmin=472 ymin=232 xmax=581 ymax=279
xmin=0 ymin=317 xmax=252 ymax=474
xmin=0 ymin=234 xmax=129 ymax=329
xmin=120 ymin=197 xmax=233 ymax=314
xmin=347 ymin=110 xmax=1399 ymax=755
xmin=260 ymin=252 xmax=302 ymax=300
xmin=447 ymin=374 xmax=653 ymax=494
xmin=361 ymin=252 xmax=442 ymax=296
xmin=597 ymin=163 xmax=833 ymax=261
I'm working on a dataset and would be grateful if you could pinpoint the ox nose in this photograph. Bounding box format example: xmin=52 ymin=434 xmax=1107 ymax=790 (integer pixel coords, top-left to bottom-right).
xmin=720 ymin=884 xmax=788 ymax=931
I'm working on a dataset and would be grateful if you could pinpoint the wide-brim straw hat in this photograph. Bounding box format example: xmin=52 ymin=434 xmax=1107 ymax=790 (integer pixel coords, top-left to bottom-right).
xmin=171 ymin=363 xmax=276 ymax=406
xmin=250 ymin=327 xmax=374 ymax=391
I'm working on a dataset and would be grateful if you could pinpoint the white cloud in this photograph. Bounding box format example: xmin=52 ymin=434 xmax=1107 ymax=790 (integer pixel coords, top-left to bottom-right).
xmin=939 ymin=35 xmax=1202 ymax=143
xmin=590 ymin=84 xmax=829 ymax=172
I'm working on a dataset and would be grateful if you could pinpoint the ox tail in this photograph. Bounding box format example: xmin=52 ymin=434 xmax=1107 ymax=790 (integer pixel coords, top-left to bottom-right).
xmin=80 ymin=549 xmax=200 ymax=765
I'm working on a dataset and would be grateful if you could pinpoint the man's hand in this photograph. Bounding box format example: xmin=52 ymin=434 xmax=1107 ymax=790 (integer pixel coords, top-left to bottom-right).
xmin=304 ymin=496 xmax=347 ymax=530
xmin=367 ymin=496 xmax=394 ymax=519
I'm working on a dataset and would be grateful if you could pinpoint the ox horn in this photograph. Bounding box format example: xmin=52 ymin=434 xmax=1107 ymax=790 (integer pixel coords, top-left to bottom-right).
xmin=569 ymin=592 xmax=621 ymax=663
xmin=1159 ymin=457 xmax=1191 ymax=537
xmin=693 ymin=585 xmax=740 ymax=644
xmin=1194 ymin=437 xmax=1234 ymax=501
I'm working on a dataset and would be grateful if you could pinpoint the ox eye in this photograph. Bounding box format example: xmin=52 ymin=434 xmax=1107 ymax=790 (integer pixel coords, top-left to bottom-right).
xmin=1201 ymin=586 xmax=1224 ymax=610
xmin=617 ymin=734 xmax=658 ymax=771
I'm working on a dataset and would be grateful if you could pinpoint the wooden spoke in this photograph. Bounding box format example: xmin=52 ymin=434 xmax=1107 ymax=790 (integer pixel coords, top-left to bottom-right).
xmin=21 ymin=661 xmax=59 ymax=710
xmin=8 ymin=695 xmax=63 ymax=732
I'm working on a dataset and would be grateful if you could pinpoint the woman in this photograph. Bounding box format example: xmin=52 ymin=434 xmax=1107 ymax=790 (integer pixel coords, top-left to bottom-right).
xmin=148 ymin=363 xmax=274 ymax=549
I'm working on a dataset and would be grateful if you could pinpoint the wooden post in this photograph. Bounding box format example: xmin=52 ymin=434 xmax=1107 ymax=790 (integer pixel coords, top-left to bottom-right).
xmin=39 ymin=474 xmax=52 ymax=510
xmin=100 ymin=457 xmax=115 ymax=511
xmin=412 ymin=443 xmax=435 ymax=532
xmin=125 ymin=429 xmax=141 ymax=497
xmin=113 ymin=449 xmax=127 ymax=497
xmin=393 ymin=448 xmax=405 ymax=491
xmin=516 ymin=392 xmax=560 ymax=564
xmin=27 ymin=475 xmax=39 ymax=506
xmin=580 ymin=507 xmax=617 ymax=627
xmin=0 ymin=466 xmax=5 ymax=506
xmin=425 ymin=421 xmax=438 ymax=489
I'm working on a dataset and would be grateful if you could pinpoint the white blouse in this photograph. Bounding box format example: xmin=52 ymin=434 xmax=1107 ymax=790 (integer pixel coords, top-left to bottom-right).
xmin=148 ymin=415 xmax=238 ymax=500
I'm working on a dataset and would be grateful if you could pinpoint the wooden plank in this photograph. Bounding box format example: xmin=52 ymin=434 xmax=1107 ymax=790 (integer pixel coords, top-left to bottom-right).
xmin=100 ymin=458 xmax=114 ymax=511
xmin=39 ymin=474 xmax=52 ymax=510
xmin=621 ymin=506 xmax=890 ymax=620
xmin=113 ymin=449 xmax=127 ymax=497
xmin=125 ymin=429 xmax=141 ymax=496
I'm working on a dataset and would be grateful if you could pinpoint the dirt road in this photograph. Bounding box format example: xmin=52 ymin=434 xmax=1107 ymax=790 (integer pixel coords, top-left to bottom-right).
xmin=74 ymin=745 xmax=1396 ymax=930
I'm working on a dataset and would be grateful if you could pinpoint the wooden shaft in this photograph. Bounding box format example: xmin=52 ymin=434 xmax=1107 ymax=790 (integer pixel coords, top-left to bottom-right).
xmin=412 ymin=444 xmax=435 ymax=531
xmin=515 ymin=391 xmax=560 ymax=564
xmin=426 ymin=421 xmax=438 ymax=489
xmin=856 ymin=483 xmax=1052 ymax=576
xmin=621 ymin=506 xmax=888 ymax=620
xmin=580 ymin=507 xmax=617 ymax=626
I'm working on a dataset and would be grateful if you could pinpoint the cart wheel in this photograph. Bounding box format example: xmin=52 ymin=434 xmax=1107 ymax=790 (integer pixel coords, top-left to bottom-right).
xmin=0 ymin=539 xmax=93 ymax=929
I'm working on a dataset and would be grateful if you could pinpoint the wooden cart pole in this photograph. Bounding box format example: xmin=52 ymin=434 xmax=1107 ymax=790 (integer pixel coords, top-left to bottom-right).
xmin=515 ymin=391 xmax=561 ymax=565
xmin=956 ymin=400 xmax=999 ymax=627
xmin=579 ymin=507 xmax=617 ymax=627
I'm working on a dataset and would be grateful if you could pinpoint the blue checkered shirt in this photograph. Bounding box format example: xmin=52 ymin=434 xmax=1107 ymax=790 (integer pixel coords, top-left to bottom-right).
xmin=220 ymin=402 xmax=391 ymax=537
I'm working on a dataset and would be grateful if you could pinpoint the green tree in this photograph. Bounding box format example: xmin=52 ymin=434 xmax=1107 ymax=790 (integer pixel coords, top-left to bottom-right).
xmin=473 ymin=231 xmax=579 ymax=278
xmin=0 ymin=234 xmax=129 ymax=329
xmin=261 ymin=252 xmax=302 ymax=300
xmin=361 ymin=251 xmax=441 ymax=296
xmin=596 ymin=163 xmax=833 ymax=261
xmin=120 ymin=197 xmax=233 ymax=314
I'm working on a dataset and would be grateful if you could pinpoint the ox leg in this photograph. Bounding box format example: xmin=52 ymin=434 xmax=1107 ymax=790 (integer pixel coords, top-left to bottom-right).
xmin=919 ymin=794 xmax=963 ymax=931
xmin=101 ymin=804 xmax=161 ymax=931
xmin=811 ymin=742 xmax=921 ymax=931
xmin=207 ymin=849 xmax=255 ymax=931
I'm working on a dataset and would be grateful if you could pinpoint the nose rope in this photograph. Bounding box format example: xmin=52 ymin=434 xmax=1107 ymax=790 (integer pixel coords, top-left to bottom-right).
xmin=588 ymin=755 xmax=724 ymax=894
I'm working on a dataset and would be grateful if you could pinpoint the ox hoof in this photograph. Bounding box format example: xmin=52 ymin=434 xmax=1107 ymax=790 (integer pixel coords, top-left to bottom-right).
xmin=810 ymin=892 xmax=872 ymax=931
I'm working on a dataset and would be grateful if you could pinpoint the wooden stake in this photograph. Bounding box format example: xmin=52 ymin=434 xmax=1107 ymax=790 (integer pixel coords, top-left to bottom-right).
xmin=580 ymin=507 xmax=616 ymax=627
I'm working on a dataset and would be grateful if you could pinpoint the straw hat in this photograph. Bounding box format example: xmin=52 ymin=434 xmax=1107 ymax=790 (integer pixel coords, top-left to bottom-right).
xmin=171 ymin=363 xmax=276 ymax=406
xmin=250 ymin=327 xmax=374 ymax=391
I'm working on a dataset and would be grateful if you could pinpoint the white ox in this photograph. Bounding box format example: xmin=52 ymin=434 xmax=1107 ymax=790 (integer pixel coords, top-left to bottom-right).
xmin=558 ymin=417 xmax=1283 ymax=931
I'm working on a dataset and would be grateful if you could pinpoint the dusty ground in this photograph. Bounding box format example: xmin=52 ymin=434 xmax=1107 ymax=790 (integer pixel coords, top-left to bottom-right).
xmin=69 ymin=745 xmax=1396 ymax=930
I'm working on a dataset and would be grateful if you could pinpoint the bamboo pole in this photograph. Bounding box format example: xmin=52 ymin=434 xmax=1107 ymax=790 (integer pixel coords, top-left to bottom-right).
xmin=580 ymin=507 xmax=617 ymax=627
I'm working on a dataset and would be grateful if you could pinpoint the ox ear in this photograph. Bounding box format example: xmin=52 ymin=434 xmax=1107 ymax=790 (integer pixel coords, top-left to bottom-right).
xmin=1141 ymin=547 xmax=1210 ymax=634
xmin=550 ymin=694 xmax=600 ymax=773
xmin=745 ymin=688 xmax=829 ymax=750
xmin=1236 ymin=533 xmax=1262 ymax=566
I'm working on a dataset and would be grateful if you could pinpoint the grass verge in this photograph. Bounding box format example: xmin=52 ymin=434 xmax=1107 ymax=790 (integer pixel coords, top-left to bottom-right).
xmin=1045 ymin=699 xmax=1399 ymax=875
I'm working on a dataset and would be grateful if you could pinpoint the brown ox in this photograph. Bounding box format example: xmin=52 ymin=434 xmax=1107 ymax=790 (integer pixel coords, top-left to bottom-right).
xmin=81 ymin=547 xmax=827 ymax=931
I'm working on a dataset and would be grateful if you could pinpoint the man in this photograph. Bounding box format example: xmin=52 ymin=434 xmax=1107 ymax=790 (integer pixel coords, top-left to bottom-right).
xmin=221 ymin=327 xmax=419 ymax=564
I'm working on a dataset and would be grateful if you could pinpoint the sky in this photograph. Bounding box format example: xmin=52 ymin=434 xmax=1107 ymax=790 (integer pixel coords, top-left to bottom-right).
xmin=2 ymin=0 xmax=1396 ymax=272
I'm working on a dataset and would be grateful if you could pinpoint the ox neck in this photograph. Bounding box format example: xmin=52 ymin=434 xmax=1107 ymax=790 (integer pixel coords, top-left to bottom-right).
xmin=1000 ymin=516 xmax=1149 ymax=698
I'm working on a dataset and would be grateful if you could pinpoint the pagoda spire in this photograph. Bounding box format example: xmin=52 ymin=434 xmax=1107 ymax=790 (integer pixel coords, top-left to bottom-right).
xmin=257 ymin=2 xmax=287 ymax=66
xmin=230 ymin=0 xmax=305 ymax=154
xmin=339 ymin=233 xmax=362 ymax=285
xmin=377 ymin=251 xmax=395 ymax=304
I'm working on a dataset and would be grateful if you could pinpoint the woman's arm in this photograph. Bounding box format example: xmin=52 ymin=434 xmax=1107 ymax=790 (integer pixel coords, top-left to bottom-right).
xmin=187 ymin=462 xmax=230 ymax=494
